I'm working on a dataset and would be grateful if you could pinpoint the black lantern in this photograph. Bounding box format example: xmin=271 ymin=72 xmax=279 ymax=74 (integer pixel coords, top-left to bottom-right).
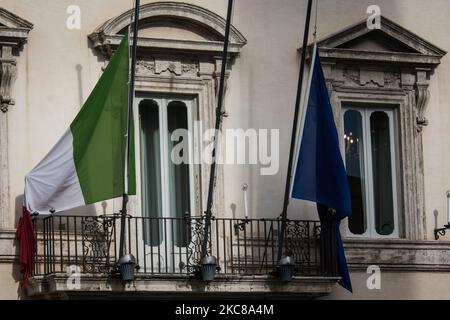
xmin=278 ymin=255 xmax=295 ymax=282
xmin=118 ymin=254 xmax=136 ymax=281
xmin=201 ymin=256 xmax=218 ymax=282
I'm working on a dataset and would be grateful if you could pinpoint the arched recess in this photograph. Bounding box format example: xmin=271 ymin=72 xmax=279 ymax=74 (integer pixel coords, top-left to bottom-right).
xmin=88 ymin=2 xmax=247 ymax=218
xmin=89 ymin=1 xmax=247 ymax=57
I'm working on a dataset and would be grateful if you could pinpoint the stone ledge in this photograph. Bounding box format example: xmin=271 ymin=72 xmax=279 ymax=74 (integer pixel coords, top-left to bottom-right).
xmin=0 ymin=229 xmax=18 ymax=263
xmin=27 ymin=273 xmax=339 ymax=299
xmin=344 ymin=238 xmax=450 ymax=271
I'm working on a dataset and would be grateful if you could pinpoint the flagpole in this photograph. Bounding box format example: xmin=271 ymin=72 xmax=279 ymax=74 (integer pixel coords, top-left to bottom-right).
xmin=119 ymin=0 xmax=140 ymax=260
xmin=276 ymin=0 xmax=313 ymax=264
xmin=201 ymin=0 xmax=234 ymax=260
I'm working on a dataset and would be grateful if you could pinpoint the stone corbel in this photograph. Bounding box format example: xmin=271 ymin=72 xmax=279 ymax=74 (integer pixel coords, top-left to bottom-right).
xmin=321 ymin=62 xmax=335 ymax=95
xmin=213 ymin=58 xmax=231 ymax=116
xmin=415 ymin=68 xmax=431 ymax=132
xmin=0 ymin=46 xmax=17 ymax=113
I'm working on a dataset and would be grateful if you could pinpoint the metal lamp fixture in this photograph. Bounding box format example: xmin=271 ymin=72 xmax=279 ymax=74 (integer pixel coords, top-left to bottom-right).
xmin=434 ymin=191 xmax=450 ymax=240
xmin=118 ymin=254 xmax=137 ymax=281
xmin=278 ymin=255 xmax=296 ymax=282
xmin=201 ymin=256 xmax=218 ymax=282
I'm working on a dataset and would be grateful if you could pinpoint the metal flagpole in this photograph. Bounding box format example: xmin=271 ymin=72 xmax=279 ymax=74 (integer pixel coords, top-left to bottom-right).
xmin=119 ymin=0 xmax=140 ymax=260
xmin=201 ymin=0 xmax=234 ymax=260
xmin=276 ymin=0 xmax=314 ymax=264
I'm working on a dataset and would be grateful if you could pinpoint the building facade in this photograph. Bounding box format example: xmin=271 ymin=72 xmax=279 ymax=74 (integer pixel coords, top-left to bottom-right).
xmin=1 ymin=0 xmax=450 ymax=299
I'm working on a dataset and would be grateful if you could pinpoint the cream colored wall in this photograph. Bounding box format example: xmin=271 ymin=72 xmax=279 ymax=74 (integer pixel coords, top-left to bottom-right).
xmin=0 ymin=263 xmax=22 ymax=300
xmin=226 ymin=0 xmax=450 ymax=238
xmin=325 ymin=271 xmax=450 ymax=300
xmin=2 ymin=0 xmax=450 ymax=299
xmin=2 ymin=0 xmax=231 ymax=225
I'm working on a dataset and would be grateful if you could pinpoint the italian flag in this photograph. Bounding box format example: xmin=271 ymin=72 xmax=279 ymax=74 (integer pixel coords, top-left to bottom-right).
xmin=17 ymin=33 xmax=135 ymax=286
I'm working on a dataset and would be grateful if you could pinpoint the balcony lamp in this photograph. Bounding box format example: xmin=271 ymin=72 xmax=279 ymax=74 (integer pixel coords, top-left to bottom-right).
xmin=200 ymin=256 xmax=219 ymax=282
xmin=434 ymin=191 xmax=450 ymax=240
xmin=278 ymin=255 xmax=296 ymax=282
xmin=118 ymin=254 xmax=136 ymax=281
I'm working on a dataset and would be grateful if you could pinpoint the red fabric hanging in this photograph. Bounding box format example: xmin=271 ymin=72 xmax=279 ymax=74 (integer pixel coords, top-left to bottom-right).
xmin=16 ymin=207 xmax=36 ymax=288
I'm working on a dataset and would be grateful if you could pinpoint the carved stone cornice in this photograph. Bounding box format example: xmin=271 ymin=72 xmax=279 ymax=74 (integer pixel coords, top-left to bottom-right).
xmin=136 ymin=57 xmax=200 ymax=78
xmin=0 ymin=54 xmax=17 ymax=113
xmin=312 ymin=16 xmax=446 ymax=67
xmin=311 ymin=16 xmax=446 ymax=241
xmin=0 ymin=8 xmax=33 ymax=113
xmin=344 ymin=238 xmax=450 ymax=272
xmin=414 ymin=68 xmax=431 ymax=132
xmin=89 ymin=2 xmax=247 ymax=59
xmin=308 ymin=16 xmax=445 ymax=135
xmin=0 ymin=8 xmax=32 ymax=231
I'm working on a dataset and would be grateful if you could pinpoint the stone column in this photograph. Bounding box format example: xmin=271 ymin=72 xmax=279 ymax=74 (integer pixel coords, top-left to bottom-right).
xmin=0 ymin=45 xmax=16 ymax=229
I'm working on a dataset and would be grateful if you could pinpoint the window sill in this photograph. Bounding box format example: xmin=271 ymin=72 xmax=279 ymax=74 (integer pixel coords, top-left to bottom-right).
xmin=343 ymin=237 xmax=450 ymax=272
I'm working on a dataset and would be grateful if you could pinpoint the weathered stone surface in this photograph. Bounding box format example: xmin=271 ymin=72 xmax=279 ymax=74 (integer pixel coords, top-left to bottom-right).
xmin=88 ymin=2 xmax=247 ymax=58
xmin=0 ymin=8 xmax=32 ymax=230
xmin=27 ymin=273 xmax=338 ymax=299
xmin=344 ymin=239 xmax=450 ymax=271
xmin=311 ymin=15 xmax=446 ymax=243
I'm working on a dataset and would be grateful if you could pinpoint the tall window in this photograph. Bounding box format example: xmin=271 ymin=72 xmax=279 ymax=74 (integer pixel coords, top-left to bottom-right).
xmin=343 ymin=107 xmax=399 ymax=238
xmin=139 ymin=97 xmax=196 ymax=248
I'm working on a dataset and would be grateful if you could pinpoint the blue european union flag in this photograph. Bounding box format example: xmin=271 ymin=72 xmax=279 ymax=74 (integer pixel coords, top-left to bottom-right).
xmin=292 ymin=46 xmax=352 ymax=292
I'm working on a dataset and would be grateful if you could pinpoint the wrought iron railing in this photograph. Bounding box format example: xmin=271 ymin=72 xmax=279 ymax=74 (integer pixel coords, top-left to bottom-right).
xmin=31 ymin=214 xmax=337 ymax=278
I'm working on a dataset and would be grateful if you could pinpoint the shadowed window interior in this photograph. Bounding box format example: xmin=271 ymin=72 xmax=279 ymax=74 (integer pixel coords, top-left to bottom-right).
xmin=344 ymin=110 xmax=367 ymax=235
xmin=140 ymin=99 xmax=192 ymax=248
xmin=343 ymin=107 xmax=398 ymax=238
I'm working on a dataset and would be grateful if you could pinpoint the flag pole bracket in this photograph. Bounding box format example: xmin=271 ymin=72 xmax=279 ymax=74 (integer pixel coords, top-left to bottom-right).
xmin=434 ymin=225 xmax=450 ymax=240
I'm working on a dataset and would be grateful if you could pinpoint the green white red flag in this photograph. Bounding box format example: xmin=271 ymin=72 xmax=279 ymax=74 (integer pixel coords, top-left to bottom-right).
xmin=18 ymin=32 xmax=135 ymax=287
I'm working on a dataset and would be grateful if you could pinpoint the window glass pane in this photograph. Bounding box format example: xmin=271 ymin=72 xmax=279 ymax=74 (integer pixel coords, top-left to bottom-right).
xmin=370 ymin=111 xmax=395 ymax=236
xmin=344 ymin=110 xmax=367 ymax=235
xmin=167 ymin=101 xmax=190 ymax=247
xmin=140 ymin=100 xmax=163 ymax=246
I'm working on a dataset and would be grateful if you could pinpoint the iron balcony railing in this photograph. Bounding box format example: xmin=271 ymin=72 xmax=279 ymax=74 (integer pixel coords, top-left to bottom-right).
xmin=31 ymin=214 xmax=338 ymax=278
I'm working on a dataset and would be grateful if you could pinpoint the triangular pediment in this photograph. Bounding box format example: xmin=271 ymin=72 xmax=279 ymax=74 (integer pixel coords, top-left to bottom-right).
xmin=0 ymin=7 xmax=33 ymax=48
xmin=0 ymin=7 xmax=33 ymax=29
xmin=317 ymin=16 xmax=445 ymax=57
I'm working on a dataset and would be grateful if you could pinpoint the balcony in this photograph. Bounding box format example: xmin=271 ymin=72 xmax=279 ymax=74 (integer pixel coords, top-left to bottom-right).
xmin=27 ymin=215 xmax=340 ymax=299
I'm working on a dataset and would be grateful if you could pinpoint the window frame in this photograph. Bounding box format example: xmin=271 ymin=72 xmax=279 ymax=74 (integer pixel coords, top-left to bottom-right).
xmin=342 ymin=106 xmax=400 ymax=239
xmin=134 ymin=95 xmax=199 ymax=223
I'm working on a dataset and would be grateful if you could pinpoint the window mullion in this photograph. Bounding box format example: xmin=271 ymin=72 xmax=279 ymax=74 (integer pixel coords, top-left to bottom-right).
xmin=364 ymin=109 xmax=376 ymax=238
xmin=186 ymin=100 xmax=196 ymax=218
xmin=160 ymin=98 xmax=170 ymax=219
xmin=389 ymin=110 xmax=400 ymax=238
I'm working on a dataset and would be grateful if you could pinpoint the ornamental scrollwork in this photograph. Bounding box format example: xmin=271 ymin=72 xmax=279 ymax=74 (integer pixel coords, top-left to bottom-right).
xmin=81 ymin=216 xmax=115 ymax=273
xmin=0 ymin=58 xmax=17 ymax=113
xmin=184 ymin=216 xmax=210 ymax=274
xmin=415 ymin=84 xmax=430 ymax=132
xmin=284 ymin=220 xmax=311 ymax=265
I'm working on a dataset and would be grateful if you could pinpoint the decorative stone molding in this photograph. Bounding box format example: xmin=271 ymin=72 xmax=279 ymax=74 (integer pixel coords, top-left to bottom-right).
xmin=0 ymin=50 xmax=17 ymax=113
xmin=136 ymin=57 xmax=200 ymax=77
xmin=0 ymin=8 xmax=32 ymax=230
xmin=0 ymin=8 xmax=33 ymax=113
xmin=27 ymin=273 xmax=338 ymax=299
xmin=344 ymin=239 xmax=450 ymax=272
xmin=415 ymin=68 xmax=431 ymax=132
xmin=88 ymin=2 xmax=247 ymax=58
xmin=307 ymin=16 xmax=445 ymax=244
xmin=89 ymin=3 xmax=246 ymax=219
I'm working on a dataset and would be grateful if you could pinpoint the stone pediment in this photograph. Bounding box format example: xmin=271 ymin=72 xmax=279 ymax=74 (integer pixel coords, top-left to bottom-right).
xmin=89 ymin=2 xmax=247 ymax=58
xmin=0 ymin=7 xmax=32 ymax=113
xmin=0 ymin=7 xmax=33 ymax=29
xmin=0 ymin=7 xmax=33 ymax=46
xmin=313 ymin=16 xmax=446 ymax=67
